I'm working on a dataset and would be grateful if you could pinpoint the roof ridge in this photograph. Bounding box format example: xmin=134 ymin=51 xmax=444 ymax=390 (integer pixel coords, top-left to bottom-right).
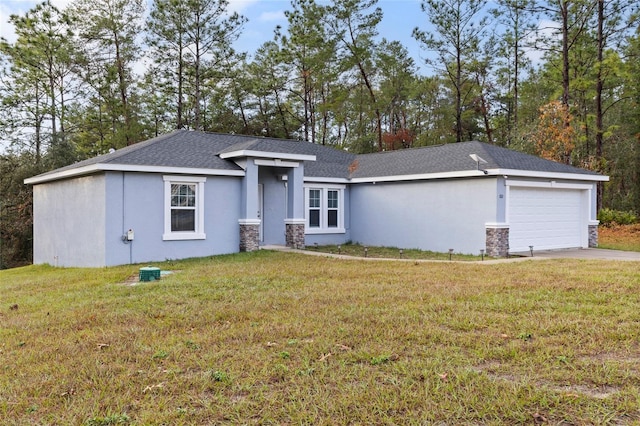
xmin=354 ymin=140 xmax=488 ymax=159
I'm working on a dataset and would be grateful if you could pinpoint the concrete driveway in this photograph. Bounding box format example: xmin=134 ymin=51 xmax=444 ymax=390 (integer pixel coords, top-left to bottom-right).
xmin=515 ymin=248 xmax=640 ymax=261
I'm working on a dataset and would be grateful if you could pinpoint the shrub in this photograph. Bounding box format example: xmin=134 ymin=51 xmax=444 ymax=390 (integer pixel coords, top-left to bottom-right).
xmin=598 ymin=208 xmax=638 ymax=226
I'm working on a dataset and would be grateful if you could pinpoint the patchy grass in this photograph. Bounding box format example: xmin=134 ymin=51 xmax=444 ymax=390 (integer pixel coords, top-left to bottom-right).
xmin=307 ymin=242 xmax=481 ymax=261
xmin=1 ymin=252 xmax=640 ymax=425
xmin=599 ymin=224 xmax=640 ymax=252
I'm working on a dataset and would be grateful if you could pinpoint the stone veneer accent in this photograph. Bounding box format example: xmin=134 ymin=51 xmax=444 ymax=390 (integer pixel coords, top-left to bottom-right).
xmin=285 ymin=222 xmax=306 ymax=249
xmin=239 ymin=223 xmax=260 ymax=252
xmin=486 ymin=226 xmax=509 ymax=257
xmin=588 ymin=224 xmax=599 ymax=248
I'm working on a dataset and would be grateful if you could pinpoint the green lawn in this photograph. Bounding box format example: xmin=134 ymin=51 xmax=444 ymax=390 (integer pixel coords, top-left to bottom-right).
xmin=306 ymin=242 xmax=482 ymax=260
xmin=1 ymin=251 xmax=639 ymax=425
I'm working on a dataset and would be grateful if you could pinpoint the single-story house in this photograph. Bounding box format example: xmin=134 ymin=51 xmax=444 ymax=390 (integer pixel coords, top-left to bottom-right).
xmin=25 ymin=130 xmax=608 ymax=267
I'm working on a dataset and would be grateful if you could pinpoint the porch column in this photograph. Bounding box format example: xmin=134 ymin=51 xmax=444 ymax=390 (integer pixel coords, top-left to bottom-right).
xmin=239 ymin=160 xmax=260 ymax=252
xmin=285 ymin=164 xmax=305 ymax=249
xmin=485 ymin=224 xmax=509 ymax=257
xmin=588 ymin=222 xmax=599 ymax=248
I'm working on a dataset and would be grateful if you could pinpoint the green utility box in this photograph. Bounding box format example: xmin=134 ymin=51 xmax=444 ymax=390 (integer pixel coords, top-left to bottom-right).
xmin=139 ymin=266 xmax=161 ymax=282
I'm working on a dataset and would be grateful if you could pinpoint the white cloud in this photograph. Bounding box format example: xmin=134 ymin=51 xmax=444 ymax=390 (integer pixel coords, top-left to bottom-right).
xmin=259 ymin=10 xmax=285 ymax=22
xmin=227 ymin=0 xmax=261 ymax=14
xmin=0 ymin=0 xmax=75 ymax=43
xmin=525 ymin=19 xmax=561 ymax=67
xmin=0 ymin=3 xmax=18 ymax=43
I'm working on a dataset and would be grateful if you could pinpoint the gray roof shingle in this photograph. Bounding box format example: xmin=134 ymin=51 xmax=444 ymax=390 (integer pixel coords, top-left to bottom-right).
xmin=350 ymin=141 xmax=600 ymax=178
xmin=29 ymin=131 xmax=601 ymax=182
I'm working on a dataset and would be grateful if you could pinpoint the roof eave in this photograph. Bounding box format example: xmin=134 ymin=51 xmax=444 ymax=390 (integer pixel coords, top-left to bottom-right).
xmin=494 ymin=168 xmax=609 ymax=182
xmin=350 ymin=169 xmax=490 ymax=183
xmin=349 ymin=168 xmax=608 ymax=183
xmin=303 ymin=176 xmax=351 ymax=184
xmin=219 ymin=149 xmax=316 ymax=162
xmin=24 ymin=163 xmax=245 ymax=185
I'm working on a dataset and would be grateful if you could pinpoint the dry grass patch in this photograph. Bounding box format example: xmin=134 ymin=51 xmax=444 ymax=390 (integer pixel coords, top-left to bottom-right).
xmin=599 ymin=224 xmax=640 ymax=251
xmin=1 ymin=252 xmax=640 ymax=424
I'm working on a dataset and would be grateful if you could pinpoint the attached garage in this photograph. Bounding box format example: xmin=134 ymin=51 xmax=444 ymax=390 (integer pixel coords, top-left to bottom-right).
xmin=507 ymin=181 xmax=591 ymax=252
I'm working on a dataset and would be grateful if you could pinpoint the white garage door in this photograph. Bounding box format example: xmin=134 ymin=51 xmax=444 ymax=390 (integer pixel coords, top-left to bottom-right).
xmin=509 ymin=187 xmax=584 ymax=252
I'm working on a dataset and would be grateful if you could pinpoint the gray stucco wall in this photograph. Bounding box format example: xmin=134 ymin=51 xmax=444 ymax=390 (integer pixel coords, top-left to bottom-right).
xmin=103 ymin=172 xmax=241 ymax=266
xmin=350 ymin=178 xmax=497 ymax=254
xmin=33 ymin=175 xmax=106 ymax=267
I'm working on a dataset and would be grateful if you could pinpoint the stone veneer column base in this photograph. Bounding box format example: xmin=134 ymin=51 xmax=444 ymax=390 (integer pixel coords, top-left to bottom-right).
xmin=588 ymin=224 xmax=599 ymax=248
xmin=486 ymin=225 xmax=509 ymax=257
xmin=239 ymin=221 xmax=260 ymax=252
xmin=285 ymin=219 xmax=306 ymax=249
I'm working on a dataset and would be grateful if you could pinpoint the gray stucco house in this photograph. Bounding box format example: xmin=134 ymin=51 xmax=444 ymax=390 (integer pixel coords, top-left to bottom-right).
xmin=25 ymin=130 xmax=608 ymax=267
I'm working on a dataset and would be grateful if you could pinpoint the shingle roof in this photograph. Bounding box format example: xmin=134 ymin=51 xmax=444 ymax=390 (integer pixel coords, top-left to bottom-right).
xmin=350 ymin=141 xmax=600 ymax=178
xmin=28 ymin=130 xmax=601 ymax=182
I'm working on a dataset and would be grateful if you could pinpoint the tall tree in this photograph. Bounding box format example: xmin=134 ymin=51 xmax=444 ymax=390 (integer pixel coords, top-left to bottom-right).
xmin=413 ymin=0 xmax=489 ymax=142
xmin=247 ymin=41 xmax=296 ymax=138
xmin=69 ymin=0 xmax=144 ymax=148
xmin=593 ymin=0 xmax=637 ymax=208
xmin=279 ymin=0 xmax=335 ymax=143
xmin=533 ymin=0 xmax=595 ymax=127
xmin=327 ymin=0 xmax=384 ymax=151
xmin=146 ymin=0 xmax=191 ymax=129
xmin=186 ymin=0 xmax=245 ymax=130
xmin=146 ymin=0 xmax=245 ymax=131
xmin=376 ymin=39 xmax=418 ymax=149
xmin=491 ymin=0 xmax=536 ymax=144
xmin=623 ymin=29 xmax=640 ymax=214
xmin=0 ymin=1 xmax=76 ymax=162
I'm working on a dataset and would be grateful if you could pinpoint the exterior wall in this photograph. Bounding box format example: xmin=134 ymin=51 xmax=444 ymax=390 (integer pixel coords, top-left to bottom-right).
xmin=350 ymin=178 xmax=497 ymax=255
xmin=103 ymin=172 xmax=241 ymax=266
xmin=33 ymin=175 xmax=106 ymax=267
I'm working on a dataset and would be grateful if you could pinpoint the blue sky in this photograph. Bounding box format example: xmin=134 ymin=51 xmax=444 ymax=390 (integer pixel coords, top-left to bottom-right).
xmin=0 ymin=0 xmax=431 ymax=72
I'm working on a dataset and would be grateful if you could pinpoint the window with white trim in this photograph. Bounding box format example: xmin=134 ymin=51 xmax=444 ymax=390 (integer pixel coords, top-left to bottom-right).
xmin=163 ymin=176 xmax=206 ymax=240
xmin=304 ymin=185 xmax=345 ymax=233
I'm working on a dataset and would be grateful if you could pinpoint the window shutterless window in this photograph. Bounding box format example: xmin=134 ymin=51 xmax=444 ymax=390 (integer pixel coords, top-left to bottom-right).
xmin=163 ymin=176 xmax=206 ymax=240
xmin=171 ymin=183 xmax=196 ymax=231
xmin=304 ymin=185 xmax=345 ymax=234
xmin=309 ymin=189 xmax=321 ymax=228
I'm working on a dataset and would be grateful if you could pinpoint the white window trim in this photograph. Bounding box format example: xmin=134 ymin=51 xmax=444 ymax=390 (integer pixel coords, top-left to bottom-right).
xmin=163 ymin=175 xmax=206 ymax=241
xmin=304 ymin=184 xmax=346 ymax=234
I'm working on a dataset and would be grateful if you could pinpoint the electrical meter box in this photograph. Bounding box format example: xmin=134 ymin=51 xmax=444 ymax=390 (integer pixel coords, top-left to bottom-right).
xmin=139 ymin=266 xmax=161 ymax=282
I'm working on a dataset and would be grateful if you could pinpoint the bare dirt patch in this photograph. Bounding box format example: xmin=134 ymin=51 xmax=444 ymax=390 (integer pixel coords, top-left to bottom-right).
xmin=473 ymin=360 xmax=623 ymax=399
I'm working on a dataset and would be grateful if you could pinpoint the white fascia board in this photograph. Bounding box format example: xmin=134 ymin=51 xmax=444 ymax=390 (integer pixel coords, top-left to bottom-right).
xmin=496 ymin=169 xmax=608 ymax=182
xmin=349 ymin=168 xmax=608 ymax=184
xmin=505 ymin=179 xmax=594 ymax=190
xmin=303 ymin=177 xmax=350 ymax=184
xmin=24 ymin=163 xmax=245 ymax=185
xmin=350 ymin=170 xmax=488 ymax=183
xmin=220 ymin=149 xmax=316 ymax=162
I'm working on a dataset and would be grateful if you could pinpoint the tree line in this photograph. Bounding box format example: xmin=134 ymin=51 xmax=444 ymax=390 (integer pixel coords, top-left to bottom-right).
xmin=1 ymin=0 xmax=639 ymax=268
